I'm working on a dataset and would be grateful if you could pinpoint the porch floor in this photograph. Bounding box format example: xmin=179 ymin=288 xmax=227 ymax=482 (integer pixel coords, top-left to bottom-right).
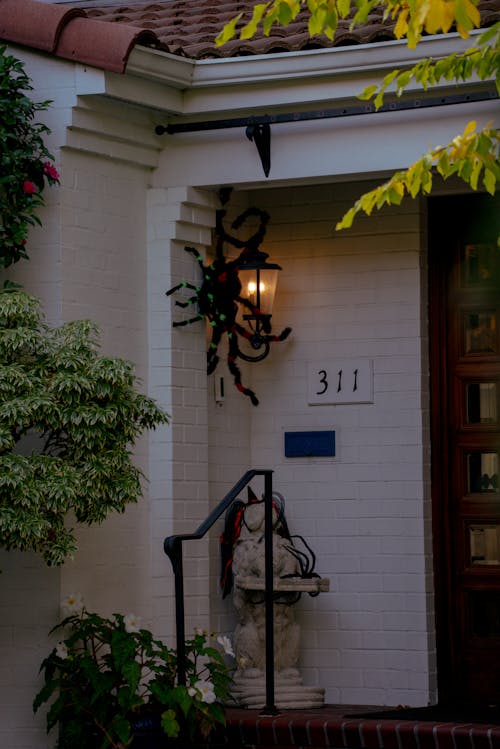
xmin=224 ymin=704 xmax=500 ymax=749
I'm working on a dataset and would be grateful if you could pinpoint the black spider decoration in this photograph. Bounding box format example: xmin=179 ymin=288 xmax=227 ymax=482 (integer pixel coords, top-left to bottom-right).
xmin=166 ymin=207 xmax=291 ymax=405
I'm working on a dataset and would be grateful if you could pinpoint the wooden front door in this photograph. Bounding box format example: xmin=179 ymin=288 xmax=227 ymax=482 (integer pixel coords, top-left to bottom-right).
xmin=429 ymin=193 xmax=500 ymax=706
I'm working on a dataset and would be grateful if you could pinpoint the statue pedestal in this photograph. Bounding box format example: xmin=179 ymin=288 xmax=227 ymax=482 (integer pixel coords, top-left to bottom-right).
xmin=232 ymin=667 xmax=326 ymax=709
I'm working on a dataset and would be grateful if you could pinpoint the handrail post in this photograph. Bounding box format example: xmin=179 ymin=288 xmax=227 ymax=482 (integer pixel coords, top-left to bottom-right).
xmin=164 ymin=536 xmax=187 ymax=685
xmin=163 ymin=469 xmax=280 ymax=712
xmin=262 ymin=470 xmax=278 ymax=715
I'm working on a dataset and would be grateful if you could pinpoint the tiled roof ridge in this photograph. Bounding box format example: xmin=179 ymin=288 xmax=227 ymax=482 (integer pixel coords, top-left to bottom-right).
xmin=0 ymin=0 xmax=166 ymax=73
xmin=0 ymin=0 xmax=85 ymax=53
xmin=51 ymin=0 xmax=500 ymax=61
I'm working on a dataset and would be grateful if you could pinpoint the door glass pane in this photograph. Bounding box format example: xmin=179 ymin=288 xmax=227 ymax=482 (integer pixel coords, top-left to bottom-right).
xmin=469 ymin=591 xmax=500 ymax=638
xmin=462 ymin=244 xmax=499 ymax=287
xmin=470 ymin=524 xmax=500 ymax=565
xmin=464 ymin=311 xmax=497 ymax=354
xmin=466 ymin=383 xmax=498 ymax=424
xmin=466 ymin=451 xmax=499 ymax=493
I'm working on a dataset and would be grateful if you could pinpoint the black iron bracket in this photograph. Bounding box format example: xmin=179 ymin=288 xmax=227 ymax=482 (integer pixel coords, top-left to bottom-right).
xmin=246 ymin=122 xmax=271 ymax=177
xmin=155 ymin=88 xmax=498 ymax=178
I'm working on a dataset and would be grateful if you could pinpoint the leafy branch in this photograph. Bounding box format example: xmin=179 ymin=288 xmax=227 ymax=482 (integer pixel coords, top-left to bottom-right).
xmin=217 ymin=1 xmax=498 ymax=238
xmin=336 ymin=121 xmax=500 ymax=230
xmin=216 ymin=0 xmax=483 ymax=47
xmin=360 ymin=22 xmax=500 ymax=109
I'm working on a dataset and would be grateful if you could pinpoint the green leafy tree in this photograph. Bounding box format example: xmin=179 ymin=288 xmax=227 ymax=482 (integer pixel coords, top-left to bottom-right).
xmin=0 ymin=46 xmax=60 ymax=269
xmin=0 ymin=291 xmax=170 ymax=566
xmin=217 ymin=0 xmax=499 ymax=234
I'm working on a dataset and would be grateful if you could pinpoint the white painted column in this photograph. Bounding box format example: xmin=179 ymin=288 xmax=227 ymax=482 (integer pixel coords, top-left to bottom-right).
xmin=148 ymin=185 xmax=217 ymax=640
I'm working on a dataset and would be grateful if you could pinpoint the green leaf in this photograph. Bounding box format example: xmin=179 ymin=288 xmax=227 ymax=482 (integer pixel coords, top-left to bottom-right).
xmin=112 ymin=716 xmax=131 ymax=744
xmin=358 ymin=84 xmax=378 ymax=101
xmin=309 ymin=6 xmax=327 ymax=36
xmin=337 ymin=0 xmax=350 ymax=17
xmin=161 ymin=709 xmax=181 ymax=738
xmin=215 ymin=13 xmax=242 ymax=45
xmin=483 ymin=168 xmax=496 ymax=195
xmin=278 ymin=1 xmax=293 ymax=26
xmin=240 ymin=4 xmax=268 ymax=39
xmin=396 ymin=69 xmax=412 ymax=94
xmin=336 ymin=207 xmax=356 ymax=230
xmin=469 ymin=159 xmax=482 ymax=190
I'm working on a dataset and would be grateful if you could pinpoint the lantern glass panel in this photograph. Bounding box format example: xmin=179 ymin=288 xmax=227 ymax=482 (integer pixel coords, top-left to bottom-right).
xmin=239 ymin=267 xmax=279 ymax=316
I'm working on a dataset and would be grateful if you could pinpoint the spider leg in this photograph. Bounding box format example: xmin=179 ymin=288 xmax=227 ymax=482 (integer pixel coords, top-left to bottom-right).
xmin=166 ymin=281 xmax=198 ymax=297
xmin=172 ymin=313 xmax=204 ymax=328
xmin=175 ymin=296 xmax=198 ymax=309
xmin=184 ymin=245 xmax=210 ymax=273
xmin=207 ymin=325 xmax=223 ymax=375
xmin=268 ymin=326 xmax=292 ymax=343
xmin=227 ymin=332 xmax=259 ymax=406
xmin=233 ymin=318 xmax=292 ymax=344
xmin=232 ymin=320 xmax=254 ymax=343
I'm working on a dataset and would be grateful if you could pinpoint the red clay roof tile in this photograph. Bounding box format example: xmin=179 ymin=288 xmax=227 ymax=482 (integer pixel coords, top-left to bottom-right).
xmin=81 ymin=0 xmax=500 ymax=59
xmin=0 ymin=0 xmax=165 ymax=72
xmin=0 ymin=0 xmax=499 ymax=72
xmin=56 ymin=14 xmax=160 ymax=71
xmin=0 ymin=0 xmax=85 ymax=53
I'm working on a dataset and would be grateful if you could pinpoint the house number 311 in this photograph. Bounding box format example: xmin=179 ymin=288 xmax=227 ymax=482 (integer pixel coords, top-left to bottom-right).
xmin=316 ymin=368 xmax=359 ymax=395
xmin=307 ymin=359 xmax=373 ymax=405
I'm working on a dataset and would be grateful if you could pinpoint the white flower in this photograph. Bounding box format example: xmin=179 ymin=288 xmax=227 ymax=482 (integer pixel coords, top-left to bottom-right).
xmin=124 ymin=613 xmax=141 ymax=633
xmin=217 ymin=635 xmax=235 ymax=658
xmin=194 ymin=626 xmax=207 ymax=636
xmin=61 ymin=592 xmax=84 ymax=617
xmin=188 ymin=679 xmax=216 ymax=704
xmin=188 ymin=679 xmax=217 ymax=705
xmin=55 ymin=641 xmax=68 ymax=660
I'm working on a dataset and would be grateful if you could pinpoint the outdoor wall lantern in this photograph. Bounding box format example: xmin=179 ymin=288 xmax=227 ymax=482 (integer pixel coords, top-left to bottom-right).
xmin=166 ymin=206 xmax=291 ymax=405
xmin=237 ymin=247 xmax=281 ymax=362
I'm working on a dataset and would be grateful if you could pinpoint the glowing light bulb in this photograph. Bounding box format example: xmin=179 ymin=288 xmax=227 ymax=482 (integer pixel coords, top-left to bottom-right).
xmin=247 ymin=281 xmax=266 ymax=294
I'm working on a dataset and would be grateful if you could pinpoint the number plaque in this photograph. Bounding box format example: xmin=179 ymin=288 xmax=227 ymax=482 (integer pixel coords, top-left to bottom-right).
xmin=307 ymin=359 xmax=373 ymax=405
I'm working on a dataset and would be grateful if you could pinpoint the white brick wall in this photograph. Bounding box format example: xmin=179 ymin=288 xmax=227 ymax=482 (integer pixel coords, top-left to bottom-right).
xmin=204 ymin=181 xmax=435 ymax=706
xmin=0 ymin=44 xmax=438 ymax=746
xmin=0 ymin=63 xmax=162 ymax=744
xmin=58 ymin=149 xmax=154 ymax=619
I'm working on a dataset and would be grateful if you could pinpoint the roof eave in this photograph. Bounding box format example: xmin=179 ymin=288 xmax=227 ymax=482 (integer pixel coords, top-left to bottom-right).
xmin=127 ymin=30 xmax=480 ymax=90
xmin=118 ymin=30 xmax=487 ymax=117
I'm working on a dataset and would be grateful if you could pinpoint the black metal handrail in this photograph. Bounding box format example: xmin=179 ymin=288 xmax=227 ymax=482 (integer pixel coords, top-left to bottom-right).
xmin=164 ymin=469 xmax=278 ymax=715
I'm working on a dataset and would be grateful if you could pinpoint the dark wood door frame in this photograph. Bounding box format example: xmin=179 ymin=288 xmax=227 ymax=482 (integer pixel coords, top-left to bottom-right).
xmin=428 ymin=192 xmax=500 ymax=705
xmin=429 ymin=197 xmax=455 ymax=703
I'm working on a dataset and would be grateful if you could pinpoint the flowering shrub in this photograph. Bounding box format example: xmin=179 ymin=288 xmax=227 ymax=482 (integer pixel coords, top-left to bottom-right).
xmin=34 ymin=600 xmax=233 ymax=748
xmin=0 ymin=45 xmax=60 ymax=269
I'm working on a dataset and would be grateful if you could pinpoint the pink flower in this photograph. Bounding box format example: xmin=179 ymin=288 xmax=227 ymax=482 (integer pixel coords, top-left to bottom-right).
xmin=43 ymin=162 xmax=60 ymax=181
xmin=23 ymin=181 xmax=37 ymax=194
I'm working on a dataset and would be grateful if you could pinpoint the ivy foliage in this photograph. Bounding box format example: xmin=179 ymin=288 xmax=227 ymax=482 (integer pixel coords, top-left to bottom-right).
xmin=0 ymin=46 xmax=60 ymax=268
xmin=0 ymin=291 xmax=170 ymax=566
xmin=217 ymin=1 xmax=500 ymax=234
